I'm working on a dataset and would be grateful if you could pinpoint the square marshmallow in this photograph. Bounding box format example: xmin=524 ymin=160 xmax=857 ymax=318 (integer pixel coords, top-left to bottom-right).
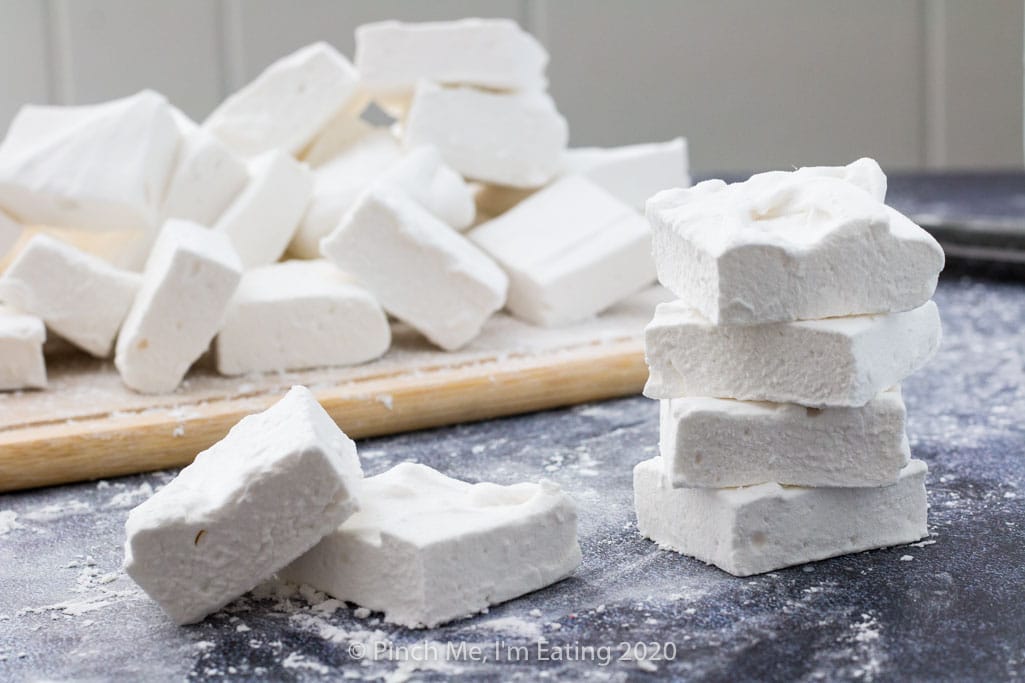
xmin=115 ymin=220 xmax=242 ymax=394
xmin=0 ymin=234 xmax=140 ymax=357
xmin=644 ymin=300 xmax=941 ymax=407
xmin=0 ymin=308 xmax=46 ymax=391
xmin=469 ymin=175 xmax=654 ymax=326
xmin=216 ymin=260 xmax=390 ymax=375
xmin=646 ymin=159 xmax=944 ymax=326
xmin=282 ymin=462 xmax=580 ymax=628
xmin=321 ymin=186 xmax=507 ymax=351
xmin=214 ymin=150 xmax=313 ymax=269
xmin=634 ymin=456 xmax=928 ymax=576
xmin=660 ymin=387 xmax=910 ymax=488
xmin=403 ymin=81 xmax=567 ymax=189
xmin=564 ymin=138 xmax=690 ymax=211
xmin=204 ymin=42 xmax=363 ymax=157
xmin=124 ymin=386 xmax=363 ymax=624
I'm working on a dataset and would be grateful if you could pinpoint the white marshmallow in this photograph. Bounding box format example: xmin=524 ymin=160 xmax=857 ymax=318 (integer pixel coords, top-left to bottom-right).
xmin=634 ymin=456 xmax=928 ymax=577
xmin=403 ymin=81 xmax=568 ymax=189
xmin=216 ymin=260 xmax=390 ymax=375
xmin=0 ymin=308 xmax=46 ymax=391
xmin=660 ymin=387 xmax=910 ymax=488
xmin=161 ymin=111 xmax=248 ymax=226
xmin=290 ymin=130 xmax=403 ymax=259
xmin=0 ymin=234 xmax=140 ymax=357
xmin=282 ymin=462 xmax=580 ymax=628
xmin=469 ymin=176 xmax=654 ymax=326
xmin=382 ymin=146 xmax=475 ymax=230
xmin=124 ymin=385 xmax=363 ymax=625
xmin=321 ymin=186 xmax=507 ymax=351
xmin=0 ymin=208 xmax=20 ymax=260
xmin=115 ymin=220 xmax=242 ymax=394
xmin=644 ymin=300 xmax=942 ymax=407
xmin=302 ymin=114 xmax=379 ymax=168
xmin=647 ymin=161 xmax=944 ymax=326
xmin=0 ymin=91 xmax=181 ymax=234
xmin=204 ymin=42 xmax=362 ymax=157
xmin=564 ymin=138 xmax=690 ymax=210
xmin=355 ymin=19 xmax=548 ymax=107
xmin=214 ymin=150 xmax=313 ymax=269
xmin=797 ymin=157 xmax=888 ymax=202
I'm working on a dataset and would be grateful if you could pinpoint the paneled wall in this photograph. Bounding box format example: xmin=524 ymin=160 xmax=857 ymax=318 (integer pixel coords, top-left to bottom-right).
xmin=1 ymin=0 xmax=1022 ymax=172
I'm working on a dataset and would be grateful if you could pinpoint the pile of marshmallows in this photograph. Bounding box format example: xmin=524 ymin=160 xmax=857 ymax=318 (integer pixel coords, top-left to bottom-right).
xmin=0 ymin=18 xmax=688 ymax=394
xmin=125 ymin=385 xmax=582 ymax=627
xmin=634 ymin=159 xmax=945 ymax=576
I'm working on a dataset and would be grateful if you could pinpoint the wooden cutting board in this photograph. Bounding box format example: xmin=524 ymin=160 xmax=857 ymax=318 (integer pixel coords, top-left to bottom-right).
xmin=0 ymin=287 xmax=667 ymax=493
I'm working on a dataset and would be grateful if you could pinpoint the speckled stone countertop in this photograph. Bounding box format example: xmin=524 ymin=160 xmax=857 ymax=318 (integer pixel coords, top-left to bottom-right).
xmin=2 ymin=175 xmax=1023 ymax=682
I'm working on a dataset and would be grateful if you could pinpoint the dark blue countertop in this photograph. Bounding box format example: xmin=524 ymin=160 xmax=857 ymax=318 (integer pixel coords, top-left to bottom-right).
xmin=1 ymin=174 xmax=1023 ymax=682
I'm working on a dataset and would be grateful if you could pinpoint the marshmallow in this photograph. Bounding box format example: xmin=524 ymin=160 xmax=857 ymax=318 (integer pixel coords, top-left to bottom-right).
xmin=216 ymin=260 xmax=390 ymax=375
xmin=469 ymin=175 xmax=654 ymax=326
xmin=647 ymin=162 xmax=944 ymax=326
xmin=643 ymin=300 xmax=942 ymax=407
xmin=0 ymin=308 xmax=46 ymax=391
xmin=564 ymin=138 xmax=690 ymax=210
xmin=204 ymin=42 xmax=363 ymax=157
xmin=382 ymin=146 xmax=475 ymax=230
xmin=0 ymin=208 xmax=20 ymax=260
xmin=0 ymin=234 xmax=140 ymax=357
xmin=660 ymin=387 xmax=910 ymax=488
xmin=115 ymin=220 xmax=242 ymax=394
xmin=321 ymin=186 xmax=507 ymax=351
xmin=797 ymin=157 xmax=888 ymax=202
xmin=355 ymin=19 xmax=548 ymax=108
xmin=214 ymin=150 xmax=313 ymax=269
xmin=161 ymin=111 xmax=248 ymax=226
xmin=403 ymin=81 xmax=568 ymax=189
xmin=282 ymin=462 xmax=580 ymax=628
xmin=302 ymin=114 xmax=379 ymax=168
xmin=289 ymin=129 xmax=402 ymax=259
xmin=634 ymin=456 xmax=928 ymax=576
xmin=0 ymin=91 xmax=181 ymax=234
xmin=124 ymin=386 xmax=363 ymax=624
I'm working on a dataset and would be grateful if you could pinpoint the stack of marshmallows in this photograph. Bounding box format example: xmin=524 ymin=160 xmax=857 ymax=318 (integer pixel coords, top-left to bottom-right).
xmin=633 ymin=158 xmax=945 ymax=576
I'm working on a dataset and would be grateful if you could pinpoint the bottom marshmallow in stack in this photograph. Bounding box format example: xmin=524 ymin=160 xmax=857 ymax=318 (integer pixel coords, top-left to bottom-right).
xmin=633 ymin=160 xmax=944 ymax=576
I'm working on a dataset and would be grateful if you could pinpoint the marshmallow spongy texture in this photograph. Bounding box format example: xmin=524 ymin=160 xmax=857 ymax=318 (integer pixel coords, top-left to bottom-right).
xmin=403 ymin=81 xmax=568 ymax=189
xmin=469 ymin=175 xmax=654 ymax=326
xmin=0 ymin=234 xmax=140 ymax=358
xmin=643 ymin=300 xmax=942 ymax=407
xmin=0 ymin=90 xmax=181 ymax=234
xmin=123 ymin=386 xmax=363 ymax=625
xmin=634 ymin=456 xmax=928 ymax=577
xmin=355 ymin=18 xmax=549 ymax=99
xmin=216 ymin=260 xmax=390 ymax=375
xmin=115 ymin=219 xmax=242 ymax=394
xmin=204 ymin=42 xmax=362 ymax=157
xmin=647 ymin=158 xmax=944 ymax=325
xmin=321 ymin=185 xmax=507 ymax=351
xmin=660 ymin=387 xmax=910 ymax=488
xmin=282 ymin=462 xmax=581 ymax=628
xmin=0 ymin=308 xmax=46 ymax=390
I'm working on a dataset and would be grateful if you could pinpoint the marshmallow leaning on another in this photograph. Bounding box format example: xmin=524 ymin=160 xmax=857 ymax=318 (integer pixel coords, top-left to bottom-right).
xmin=564 ymin=138 xmax=690 ymax=211
xmin=0 ymin=234 xmax=140 ymax=358
xmin=204 ymin=42 xmax=363 ymax=157
xmin=123 ymin=386 xmax=363 ymax=625
xmin=643 ymin=300 xmax=942 ymax=407
xmin=282 ymin=462 xmax=580 ymax=628
xmin=403 ymin=81 xmax=568 ymax=189
xmin=321 ymin=185 xmax=507 ymax=351
xmin=216 ymin=260 xmax=390 ymax=375
xmin=214 ymin=150 xmax=313 ymax=269
xmin=0 ymin=308 xmax=46 ymax=391
xmin=115 ymin=220 xmax=242 ymax=394
xmin=469 ymin=175 xmax=654 ymax=326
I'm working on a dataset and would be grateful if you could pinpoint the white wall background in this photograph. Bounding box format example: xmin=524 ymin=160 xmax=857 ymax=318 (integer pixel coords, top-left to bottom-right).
xmin=1 ymin=0 xmax=1022 ymax=173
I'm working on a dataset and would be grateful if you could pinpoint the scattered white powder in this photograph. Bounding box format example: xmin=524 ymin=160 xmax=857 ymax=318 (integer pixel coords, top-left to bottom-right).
xmin=282 ymin=651 xmax=329 ymax=674
xmin=21 ymin=499 xmax=92 ymax=521
xmin=375 ymin=394 xmax=394 ymax=410
xmin=104 ymin=482 xmax=153 ymax=509
xmin=353 ymin=607 xmax=371 ymax=619
xmin=899 ymin=555 xmax=914 ymax=562
xmin=0 ymin=510 xmax=21 ymax=535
